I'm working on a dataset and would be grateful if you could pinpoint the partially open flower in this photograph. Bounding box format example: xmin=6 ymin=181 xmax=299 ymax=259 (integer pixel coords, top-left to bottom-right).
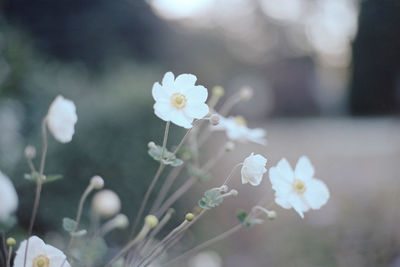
xmin=47 ymin=95 xmax=78 ymax=143
xmin=152 ymin=72 xmax=209 ymax=128
xmin=210 ymin=115 xmax=267 ymax=145
xmin=241 ymin=153 xmax=267 ymax=186
xmin=269 ymin=156 xmax=330 ymax=218
xmin=0 ymin=171 xmax=18 ymax=221
xmin=92 ymin=190 xmax=121 ymax=218
xmin=13 ymin=236 xmax=71 ymax=267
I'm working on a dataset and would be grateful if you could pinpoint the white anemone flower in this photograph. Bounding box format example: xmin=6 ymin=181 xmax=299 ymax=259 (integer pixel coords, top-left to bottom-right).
xmin=269 ymin=156 xmax=330 ymax=218
xmin=0 ymin=171 xmax=18 ymax=221
xmin=47 ymin=95 xmax=78 ymax=143
xmin=13 ymin=236 xmax=71 ymax=267
xmin=152 ymin=72 xmax=209 ymax=128
xmin=241 ymin=153 xmax=267 ymax=186
xmin=211 ymin=115 xmax=267 ymax=145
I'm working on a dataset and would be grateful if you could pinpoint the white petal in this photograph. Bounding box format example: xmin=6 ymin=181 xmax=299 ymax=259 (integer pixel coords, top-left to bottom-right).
xmin=169 ymin=110 xmax=193 ymax=128
xmin=154 ymin=101 xmax=172 ymax=122
xmin=185 ymin=85 xmax=208 ymax=103
xmin=269 ymin=167 xmax=292 ymax=195
xmin=304 ymin=178 xmax=330 ymax=209
xmin=162 ymin=72 xmax=175 ymax=87
xmin=276 ymin=158 xmax=294 ymax=183
xmin=174 ymin=74 xmax=197 ymax=93
xmin=45 ymin=244 xmax=69 ymax=266
xmin=275 ymin=196 xmax=291 ymax=209
xmin=288 ymin=194 xmax=310 ymax=218
xmin=184 ymin=102 xmax=209 ymax=119
xmin=248 ymin=174 xmax=262 ymax=186
xmin=152 ymin=82 xmax=171 ymax=102
xmin=295 ymin=156 xmax=314 ymax=181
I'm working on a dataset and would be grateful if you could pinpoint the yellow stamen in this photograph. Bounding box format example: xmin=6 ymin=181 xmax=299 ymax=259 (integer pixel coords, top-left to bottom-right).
xmin=32 ymin=255 xmax=50 ymax=267
xmin=293 ymin=179 xmax=306 ymax=194
xmin=235 ymin=116 xmax=247 ymax=126
xmin=170 ymin=93 xmax=187 ymax=109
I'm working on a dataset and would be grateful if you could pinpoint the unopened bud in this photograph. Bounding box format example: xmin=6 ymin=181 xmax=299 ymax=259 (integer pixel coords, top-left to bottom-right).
xmin=147 ymin=141 xmax=156 ymax=149
xmin=90 ymin=175 xmax=104 ymax=190
xmin=225 ymin=142 xmax=235 ymax=152
xmin=24 ymin=145 xmax=36 ymax=159
xmin=229 ymin=189 xmax=238 ymax=196
xmin=239 ymin=86 xmax=254 ymax=101
xmin=267 ymin=210 xmax=277 ymax=220
xmin=192 ymin=206 xmax=203 ymax=215
xmin=185 ymin=213 xmax=195 ymax=222
xmin=145 ymin=215 xmax=158 ymax=228
xmin=212 ymin=86 xmax=225 ymax=97
xmin=6 ymin=237 xmax=16 ymax=246
xmin=114 ymin=214 xmax=129 ymax=229
xmin=92 ymin=190 xmax=121 ymax=218
xmin=209 ymin=114 xmax=220 ymax=126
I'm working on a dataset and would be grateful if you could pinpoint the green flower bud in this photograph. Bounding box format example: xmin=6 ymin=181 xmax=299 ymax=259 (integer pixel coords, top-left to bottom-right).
xmin=6 ymin=237 xmax=16 ymax=246
xmin=145 ymin=215 xmax=159 ymax=228
xmin=185 ymin=213 xmax=195 ymax=222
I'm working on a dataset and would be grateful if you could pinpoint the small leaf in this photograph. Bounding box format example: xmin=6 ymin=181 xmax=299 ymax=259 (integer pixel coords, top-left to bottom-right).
xmin=70 ymin=229 xmax=87 ymax=237
xmin=42 ymin=174 xmax=63 ymax=184
xmin=63 ymin=217 xmax=77 ymax=232
xmin=148 ymin=144 xmax=183 ymax=166
xmin=197 ymin=188 xmax=224 ymax=210
xmin=237 ymin=210 xmax=248 ymax=225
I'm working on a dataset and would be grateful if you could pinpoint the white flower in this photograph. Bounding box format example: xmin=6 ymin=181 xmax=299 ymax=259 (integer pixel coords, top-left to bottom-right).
xmin=269 ymin=156 xmax=330 ymax=218
xmin=13 ymin=236 xmax=71 ymax=267
xmin=241 ymin=153 xmax=267 ymax=186
xmin=47 ymin=95 xmax=78 ymax=143
xmin=152 ymin=72 xmax=209 ymax=128
xmin=188 ymin=251 xmax=222 ymax=267
xmin=0 ymin=171 xmax=18 ymax=221
xmin=211 ymin=115 xmax=267 ymax=145
xmin=92 ymin=190 xmax=121 ymax=218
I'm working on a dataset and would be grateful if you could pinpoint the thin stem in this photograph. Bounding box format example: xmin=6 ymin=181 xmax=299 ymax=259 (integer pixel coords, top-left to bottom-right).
xmin=155 ymin=177 xmax=197 ymax=218
xmin=24 ymin=117 xmax=48 ymax=267
xmin=67 ymin=183 xmax=94 ymax=252
xmin=164 ymin=224 xmax=242 ymax=266
xmin=27 ymin=158 xmax=36 ymax=173
xmin=201 ymin=145 xmax=227 ymax=172
xmin=172 ymin=127 xmax=192 ymax=155
xmin=6 ymin=246 xmax=12 ymax=267
xmin=218 ymin=93 xmax=241 ymax=117
xmin=130 ymin=121 xmax=170 ymax=236
xmin=222 ymin=163 xmax=243 ymax=186
xmin=105 ymin=224 xmax=152 ymax=267
xmin=150 ymin=165 xmax=184 ymax=213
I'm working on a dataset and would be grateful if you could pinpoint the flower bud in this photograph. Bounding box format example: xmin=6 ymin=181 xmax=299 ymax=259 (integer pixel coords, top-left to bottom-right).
xmin=225 ymin=142 xmax=235 ymax=152
xmin=209 ymin=114 xmax=220 ymax=126
xmin=229 ymin=189 xmax=238 ymax=196
xmin=6 ymin=237 xmax=16 ymax=246
xmin=147 ymin=141 xmax=156 ymax=149
xmin=92 ymin=190 xmax=121 ymax=218
xmin=185 ymin=213 xmax=194 ymax=221
xmin=212 ymin=86 xmax=225 ymax=97
xmin=267 ymin=210 xmax=277 ymax=220
xmin=90 ymin=175 xmax=104 ymax=190
xmin=24 ymin=145 xmax=36 ymax=159
xmin=145 ymin=215 xmax=158 ymax=228
xmin=239 ymin=86 xmax=254 ymax=101
xmin=218 ymin=185 xmax=228 ymax=193
xmin=192 ymin=206 xmax=202 ymax=215
xmin=114 ymin=214 xmax=129 ymax=229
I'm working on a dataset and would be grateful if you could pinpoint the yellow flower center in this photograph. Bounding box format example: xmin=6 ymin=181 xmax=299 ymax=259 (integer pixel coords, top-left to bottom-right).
xmin=293 ymin=179 xmax=306 ymax=194
xmin=235 ymin=116 xmax=247 ymax=126
xmin=170 ymin=93 xmax=187 ymax=109
xmin=32 ymin=255 xmax=50 ymax=267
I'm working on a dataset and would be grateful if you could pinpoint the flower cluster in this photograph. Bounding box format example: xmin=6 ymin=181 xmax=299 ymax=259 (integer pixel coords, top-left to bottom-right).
xmin=0 ymin=71 xmax=330 ymax=267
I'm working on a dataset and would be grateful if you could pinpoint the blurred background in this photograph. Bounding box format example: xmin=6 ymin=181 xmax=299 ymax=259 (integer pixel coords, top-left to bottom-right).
xmin=0 ymin=0 xmax=400 ymax=266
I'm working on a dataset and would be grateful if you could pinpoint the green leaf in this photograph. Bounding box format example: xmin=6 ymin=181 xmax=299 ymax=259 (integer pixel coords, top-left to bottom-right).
xmin=198 ymin=188 xmax=224 ymax=210
xmin=236 ymin=210 xmax=264 ymax=227
xmin=63 ymin=217 xmax=77 ymax=232
xmin=70 ymin=229 xmax=87 ymax=237
xmin=42 ymin=174 xmax=63 ymax=184
xmin=148 ymin=144 xmax=183 ymax=166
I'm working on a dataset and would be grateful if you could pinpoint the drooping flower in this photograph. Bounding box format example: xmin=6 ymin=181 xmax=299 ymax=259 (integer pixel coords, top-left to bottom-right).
xmin=0 ymin=171 xmax=18 ymax=221
xmin=210 ymin=115 xmax=267 ymax=145
xmin=92 ymin=190 xmax=121 ymax=218
xmin=241 ymin=153 xmax=267 ymax=186
xmin=13 ymin=236 xmax=71 ymax=267
xmin=152 ymin=72 xmax=209 ymax=128
xmin=269 ymin=156 xmax=330 ymax=218
xmin=47 ymin=95 xmax=78 ymax=143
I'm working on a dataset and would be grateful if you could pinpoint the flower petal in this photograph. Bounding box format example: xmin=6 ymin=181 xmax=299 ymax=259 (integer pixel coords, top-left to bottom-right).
xmin=162 ymin=72 xmax=175 ymax=87
xmin=184 ymin=102 xmax=209 ymax=119
xmin=174 ymin=74 xmax=197 ymax=93
xmin=170 ymin=110 xmax=193 ymax=128
xmin=269 ymin=167 xmax=292 ymax=195
xmin=294 ymin=156 xmax=314 ymax=181
xmin=186 ymin=85 xmax=208 ymax=103
xmin=154 ymin=101 xmax=172 ymax=122
xmin=275 ymin=196 xmax=291 ymax=209
xmin=152 ymin=82 xmax=171 ymax=102
xmin=304 ymin=178 xmax=330 ymax=209
xmin=288 ymin=194 xmax=310 ymax=218
xmin=276 ymin=158 xmax=294 ymax=183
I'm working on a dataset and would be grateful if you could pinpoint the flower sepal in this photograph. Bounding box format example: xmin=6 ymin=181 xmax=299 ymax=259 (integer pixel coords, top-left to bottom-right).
xmin=148 ymin=143 xmax=183 ymax=167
